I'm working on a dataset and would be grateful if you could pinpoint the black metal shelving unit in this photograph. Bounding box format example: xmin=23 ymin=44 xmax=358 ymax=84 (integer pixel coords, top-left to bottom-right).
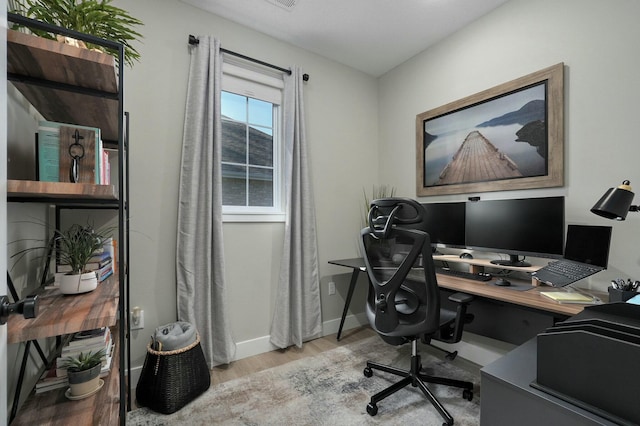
xmin=6 ymin=13 xmax=130 ymax=425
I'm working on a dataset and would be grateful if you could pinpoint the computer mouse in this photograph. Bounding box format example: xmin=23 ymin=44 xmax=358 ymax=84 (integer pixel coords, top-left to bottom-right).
xmin=494 ymin=278 xmax=511 ymax=287
xmin=459 ymin=252 xmax=473 ymax=259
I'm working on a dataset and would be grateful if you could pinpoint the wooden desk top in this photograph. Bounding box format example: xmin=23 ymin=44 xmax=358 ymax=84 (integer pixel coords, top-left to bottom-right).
xmin=435 ymin=274 xmax=596 ymax=316
xmin=329 ymin=257 xmax=604 ymax=317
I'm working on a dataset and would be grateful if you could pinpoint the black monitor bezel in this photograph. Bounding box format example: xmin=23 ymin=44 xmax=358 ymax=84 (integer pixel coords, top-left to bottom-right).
xmin=420 ymin=201 xmax=467 ymax=249
xmin=463 ymin=196 xmax=565 ymax=265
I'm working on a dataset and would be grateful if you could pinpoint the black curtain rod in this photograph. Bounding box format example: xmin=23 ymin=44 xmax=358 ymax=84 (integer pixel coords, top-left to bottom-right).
xmin=188 ymin=35 xmax=309 ymax=82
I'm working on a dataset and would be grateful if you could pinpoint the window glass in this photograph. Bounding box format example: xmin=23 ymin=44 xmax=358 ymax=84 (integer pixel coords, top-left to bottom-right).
xmin=221 ymin=91 xmax=246 ymax=121
xmin=221 ymin=63 xmax=284 ymax=221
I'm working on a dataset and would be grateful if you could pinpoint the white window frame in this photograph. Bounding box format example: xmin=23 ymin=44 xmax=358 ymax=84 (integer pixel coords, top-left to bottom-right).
xmin=221 ymin=61 xmax=285 ymax=223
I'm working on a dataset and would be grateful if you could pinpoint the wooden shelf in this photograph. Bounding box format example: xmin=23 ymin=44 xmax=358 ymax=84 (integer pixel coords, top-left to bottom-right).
xmin=7 ymin=276 xmax=119 ymax=344
xmin=433 ymin=254 xmax=543 ymax=273
xmin=11 ymin=326 xmax=121 ymax=426
xmin=8 ymin=179 xmax=118 ymax=201
xmin=7 ymin=29 xmax=120 ymax=142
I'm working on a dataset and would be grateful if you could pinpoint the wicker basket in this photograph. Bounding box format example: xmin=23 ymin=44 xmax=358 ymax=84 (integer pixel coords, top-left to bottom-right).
xmin=136 ymin=333 xmax=210 ymax=414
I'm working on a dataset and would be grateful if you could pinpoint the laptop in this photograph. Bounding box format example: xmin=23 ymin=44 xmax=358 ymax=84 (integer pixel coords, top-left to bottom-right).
xmin=532 ymin=224 xmax=612 ymax=287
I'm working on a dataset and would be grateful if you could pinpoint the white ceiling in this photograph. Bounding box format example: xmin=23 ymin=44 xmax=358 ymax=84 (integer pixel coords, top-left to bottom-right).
xmin=180 ymin=0 xmax=510 ymax=77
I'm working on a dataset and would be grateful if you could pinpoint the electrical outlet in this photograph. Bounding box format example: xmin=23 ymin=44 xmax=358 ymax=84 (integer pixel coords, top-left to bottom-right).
xmin=328 ymin=281 xmax=336 ymax=295
xmin=131 ymin=306 xmax=144 ymax=330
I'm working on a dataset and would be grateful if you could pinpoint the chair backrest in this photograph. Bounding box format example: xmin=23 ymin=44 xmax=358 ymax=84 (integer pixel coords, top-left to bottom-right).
xmin=360 ymin=198 xmax=441 ymax=339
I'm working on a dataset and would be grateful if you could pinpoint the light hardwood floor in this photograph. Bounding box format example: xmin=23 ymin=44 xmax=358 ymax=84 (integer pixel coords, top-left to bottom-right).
xmin=131 ymin=327 xmax=376 ymax=409
xmin=132 ymin=326 xmax=481 ymax=409
xmin=210 ymin=326 xmax=377 ymax=386
xmin=209 ymin=326 xmax=481 ymax=386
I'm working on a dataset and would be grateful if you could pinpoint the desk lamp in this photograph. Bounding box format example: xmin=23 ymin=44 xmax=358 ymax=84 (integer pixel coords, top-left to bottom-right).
xmin=591 ymin=180 xmax=639 ymax=220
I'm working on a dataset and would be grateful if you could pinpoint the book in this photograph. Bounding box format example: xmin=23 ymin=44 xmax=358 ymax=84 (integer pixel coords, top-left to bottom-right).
xmin=36 ymin=127 xmax=61 ymax=182
xmin=540 ymin=291 xmax=597 ymax=304
xmin=56 ymin=336 xmax=113 ymax=378
xmin=65 ymin=327 xmax=110 ymax=349
xmin=57 ymin=257 xmax=112 ymax=273
xmin=35 ymin=366 xmax=68 ymax=393
xmin=56 ymin=238 xmax=114 ymax=273
xmin=87 ymin=251 xmax=112 ymax=263
xmin=35 ymin=380 xmax=68 ymax=393
xmin=60 ymin=334 xmax=113 ymax=359
xmin=97 ymin=263 xmax=114 ymax=282
xmin=101 ymin=150 xmax=111 ymax=185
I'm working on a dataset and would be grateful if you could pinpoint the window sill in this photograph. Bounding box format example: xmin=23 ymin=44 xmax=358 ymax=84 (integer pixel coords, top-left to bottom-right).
xmin=222 ymin=213 xmax=286 ymax=223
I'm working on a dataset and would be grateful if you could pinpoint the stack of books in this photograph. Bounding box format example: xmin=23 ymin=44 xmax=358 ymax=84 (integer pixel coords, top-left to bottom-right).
xmin=56 ymin=237 xmax=116 ymax=282
xmin=35 ymin=327 xmax=114 ymax=394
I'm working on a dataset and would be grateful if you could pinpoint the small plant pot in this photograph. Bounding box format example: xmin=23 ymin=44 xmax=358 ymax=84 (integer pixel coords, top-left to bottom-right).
xmin=60 ymin=272 xmax=98 ymax=294
xmin=67 ymin=363 xmax=102 ymax=397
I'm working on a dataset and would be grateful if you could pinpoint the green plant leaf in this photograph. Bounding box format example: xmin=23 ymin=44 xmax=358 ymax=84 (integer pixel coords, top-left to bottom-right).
xmin=58 ymin=347 xmax=106 ymax=372
xmin=10 ymin=0 xmax=144 ymax=67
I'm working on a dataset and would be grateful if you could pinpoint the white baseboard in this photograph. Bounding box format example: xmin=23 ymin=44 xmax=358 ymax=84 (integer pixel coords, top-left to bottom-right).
xmin=321 ymin=312 xmax=368 ymax=337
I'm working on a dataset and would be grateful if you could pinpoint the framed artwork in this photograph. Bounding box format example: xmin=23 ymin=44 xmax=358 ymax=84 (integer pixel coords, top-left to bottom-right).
xmin=416 ymin=63 xmax=564 ymax=196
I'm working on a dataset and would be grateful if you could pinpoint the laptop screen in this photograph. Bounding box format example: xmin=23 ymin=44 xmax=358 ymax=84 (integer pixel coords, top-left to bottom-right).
xmin=564 ymin=224 xmax=612 ymax=268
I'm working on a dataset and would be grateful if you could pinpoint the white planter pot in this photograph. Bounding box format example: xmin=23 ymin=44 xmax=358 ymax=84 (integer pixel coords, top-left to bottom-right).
xmin=67 ymin=363 xmax=103 ymax=398
xmin=60 ymin=271 xmax=98 ymax=295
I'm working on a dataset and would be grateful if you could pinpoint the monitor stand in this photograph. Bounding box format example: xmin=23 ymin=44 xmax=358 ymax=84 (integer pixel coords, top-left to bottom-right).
xmin=490 ymin=255 xmax=531 ymax=268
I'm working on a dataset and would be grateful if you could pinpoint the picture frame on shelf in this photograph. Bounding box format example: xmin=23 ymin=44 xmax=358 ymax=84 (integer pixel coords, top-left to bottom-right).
xmin=416 ymin=63 xmax=564 ymax=196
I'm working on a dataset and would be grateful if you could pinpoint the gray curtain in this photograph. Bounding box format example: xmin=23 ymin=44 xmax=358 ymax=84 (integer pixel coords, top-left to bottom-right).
xmin=270 ymin=67 xmax=322 ymax=349
xmin=177 ymin=35 xmax=236 ymax=366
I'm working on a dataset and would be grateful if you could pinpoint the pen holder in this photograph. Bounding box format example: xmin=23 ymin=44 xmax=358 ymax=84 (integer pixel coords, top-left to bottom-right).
xmin=608 ymin=287 xmax=637 ymax=302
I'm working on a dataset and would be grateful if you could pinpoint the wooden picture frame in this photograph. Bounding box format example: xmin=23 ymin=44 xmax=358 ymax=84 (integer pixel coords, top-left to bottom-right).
xmin=416 ymin=63 xmax=564 ymax=197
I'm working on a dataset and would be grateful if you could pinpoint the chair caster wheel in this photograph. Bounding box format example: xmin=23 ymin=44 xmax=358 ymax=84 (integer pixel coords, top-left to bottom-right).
xmin=363 ymin=367 xmax=373 ymax=378
xmin=366 ymin=402 xmax=378 ymax=416
xmin=463 ymin=389 xmax=473 ymax=401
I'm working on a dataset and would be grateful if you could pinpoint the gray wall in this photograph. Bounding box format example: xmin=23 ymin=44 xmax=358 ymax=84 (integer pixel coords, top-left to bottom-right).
xmin=114 ymin=0 xmax=378 ymax=373
xmin=9 ymin=0 xmax=639 ymax=387
xmin=378 ymin=0 xmax=640 ymax=288
xmin=377 ymin=0 xmax=640 ymax=363
xmin=116 ymin=0 xmax=640 ymax=371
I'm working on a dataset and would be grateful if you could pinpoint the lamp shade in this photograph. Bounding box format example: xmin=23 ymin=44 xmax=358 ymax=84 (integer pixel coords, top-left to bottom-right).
xmin=590 ymin=180 xmax=635 ymax=220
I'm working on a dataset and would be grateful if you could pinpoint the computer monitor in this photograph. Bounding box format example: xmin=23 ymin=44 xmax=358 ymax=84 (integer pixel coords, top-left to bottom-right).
xmin=465 ymin=196 xmax=565 ymax=267
xmin=564 ymin=224 xmax=612 ymax=267
xmin=421 ymin=202 xmax=466 ymax=248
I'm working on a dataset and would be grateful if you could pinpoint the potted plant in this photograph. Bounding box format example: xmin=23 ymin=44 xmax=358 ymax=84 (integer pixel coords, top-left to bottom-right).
xmin=9 ymin=0 xmax=144 ymax=67
xmin=56 ymin=224 xmax=112 ymax=294
xmin=362 ymin=184 xmax=396 ymax=228
xmin=10 ymin=222 xmax=113 ymax=294
xmin=58 ymin=348 xmax=106 ymax=398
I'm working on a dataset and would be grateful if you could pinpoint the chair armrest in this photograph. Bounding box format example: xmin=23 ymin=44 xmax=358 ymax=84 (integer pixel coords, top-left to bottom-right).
xmin=448 ymin=292 xmax=474 ymax=305
xmin=435 ymin=292 xmax=474 ymax=345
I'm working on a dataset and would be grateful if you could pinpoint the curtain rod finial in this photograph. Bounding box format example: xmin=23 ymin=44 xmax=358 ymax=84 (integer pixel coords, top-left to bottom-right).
xmin=188 ymin=35 xmax=199 ymax=45
xmin=303 ymin=73 xmax=309 ymax=82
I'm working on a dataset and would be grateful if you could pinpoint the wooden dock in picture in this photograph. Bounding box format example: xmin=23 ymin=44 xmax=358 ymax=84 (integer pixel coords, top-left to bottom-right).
xmin=436 ymin=130 xmax=523 ymax=185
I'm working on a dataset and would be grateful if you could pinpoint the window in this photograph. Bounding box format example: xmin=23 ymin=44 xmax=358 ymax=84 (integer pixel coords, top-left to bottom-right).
xmin=221 ymin=62 xmax=284 ymax=222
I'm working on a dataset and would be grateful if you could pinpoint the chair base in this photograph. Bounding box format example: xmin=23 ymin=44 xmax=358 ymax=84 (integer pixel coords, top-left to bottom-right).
xmin=363 ymin=340 xmax=473 ymax=426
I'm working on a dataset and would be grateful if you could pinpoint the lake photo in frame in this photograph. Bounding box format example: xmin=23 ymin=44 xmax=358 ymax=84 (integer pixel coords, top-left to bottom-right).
xmin=416 ymin=63 xmax=563 ymax=196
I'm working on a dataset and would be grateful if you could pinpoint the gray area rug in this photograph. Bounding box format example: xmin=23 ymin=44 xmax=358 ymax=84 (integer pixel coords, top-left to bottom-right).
xmin=128 ymin=335 xmax=481 ymax=425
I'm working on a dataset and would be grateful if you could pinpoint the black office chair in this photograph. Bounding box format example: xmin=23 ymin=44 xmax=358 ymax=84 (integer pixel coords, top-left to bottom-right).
xmin=360 ymin=198 xmax=474 ymax=426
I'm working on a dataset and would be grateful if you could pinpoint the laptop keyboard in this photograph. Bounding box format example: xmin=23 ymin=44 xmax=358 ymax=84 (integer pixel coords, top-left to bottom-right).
xmin=543 ymin=260 xmax=600 ymax=280
xmin=533 ymin=260 xmax=602 ymax=286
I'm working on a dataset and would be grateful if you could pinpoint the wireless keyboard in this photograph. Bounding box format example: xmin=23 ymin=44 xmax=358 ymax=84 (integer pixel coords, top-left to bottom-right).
xmin=436 ymin=267 xmax=492 ymax=282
